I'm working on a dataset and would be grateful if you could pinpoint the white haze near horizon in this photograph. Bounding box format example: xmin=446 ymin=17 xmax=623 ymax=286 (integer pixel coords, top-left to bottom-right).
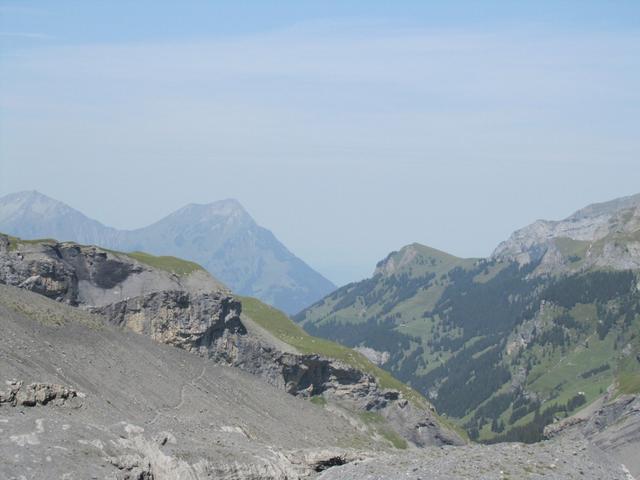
xmin=1 ymin=20 xmax=639 ymax=285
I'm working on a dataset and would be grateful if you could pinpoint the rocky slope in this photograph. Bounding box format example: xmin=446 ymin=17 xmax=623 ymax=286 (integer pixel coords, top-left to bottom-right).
xmin=296 ymin=193 xmax=640 ymax=458
xmin=0 ymin=191 xmax=335 ymax=313
xmin=544 ymin=387 xmax=640 ymax=476
xmin=0 ymin=284 xmax=375 ymax=479
xmin=0 ymin=233 xmax=462 ymax=451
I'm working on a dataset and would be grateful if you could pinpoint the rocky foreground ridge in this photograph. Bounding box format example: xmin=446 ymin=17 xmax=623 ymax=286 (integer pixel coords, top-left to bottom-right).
xmin=0 ymin=234 xmax=461 ymax=446
xmin=317 ymin=436 xmax=636 ymax=480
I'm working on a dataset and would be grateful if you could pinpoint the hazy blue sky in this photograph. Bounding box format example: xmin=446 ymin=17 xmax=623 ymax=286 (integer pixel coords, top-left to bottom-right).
xmin=1 ymin=1 xmax=639 ymax=285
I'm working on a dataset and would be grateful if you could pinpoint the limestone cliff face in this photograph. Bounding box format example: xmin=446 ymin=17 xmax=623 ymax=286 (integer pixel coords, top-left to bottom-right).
xmin=492 ymin=193 xmax=640 ymax=275
xmin=0 ymin=234 xmax=462 ymax=448
xmin=95 ymin=291 xmax=244 ymax=354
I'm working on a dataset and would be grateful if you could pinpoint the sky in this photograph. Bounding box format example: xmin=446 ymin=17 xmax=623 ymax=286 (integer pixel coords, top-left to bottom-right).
xmin=1 ymin=1 xmax=640 ymax=286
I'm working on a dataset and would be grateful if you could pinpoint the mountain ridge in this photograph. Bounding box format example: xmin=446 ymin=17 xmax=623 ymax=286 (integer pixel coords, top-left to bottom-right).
xmin=0 ymin=190 xmax=335 ymax=313
xmin=493 ymin=192 xmax=640 ymax=271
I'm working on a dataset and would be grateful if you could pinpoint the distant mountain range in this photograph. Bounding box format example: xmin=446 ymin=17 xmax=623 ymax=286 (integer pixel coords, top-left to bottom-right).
xmin=0 ymin=190 xmax=335 ymax=313
xmin=296 ymin=192 xmax=640 ymax=445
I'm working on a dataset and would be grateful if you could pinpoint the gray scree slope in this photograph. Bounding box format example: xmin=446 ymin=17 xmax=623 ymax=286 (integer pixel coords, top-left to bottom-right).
xmin=0 ymin=285 xmax=372 ymax=479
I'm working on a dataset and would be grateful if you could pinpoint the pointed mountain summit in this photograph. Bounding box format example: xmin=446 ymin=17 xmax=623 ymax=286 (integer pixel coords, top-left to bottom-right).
xmin=123 ymin=199 xmax=336 ymax=314
xmin=374 ymin=243 xmax=468 ymax=278
xmin=0 ymin=190 xmax=122 ymax=245
xmin=0 ymin=191 xmax=335 ymax=313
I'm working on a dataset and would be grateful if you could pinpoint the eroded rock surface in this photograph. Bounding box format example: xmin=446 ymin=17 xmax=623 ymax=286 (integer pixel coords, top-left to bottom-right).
xmin=0 ymin=234 xmax=227 ymax=307
xmin=0 ymin=381 xmax=80 ymax=407
xmin=493 ymin=193 xmax=640 ymax=274
xmin=93 ymin=290 xmax=244 ymax=353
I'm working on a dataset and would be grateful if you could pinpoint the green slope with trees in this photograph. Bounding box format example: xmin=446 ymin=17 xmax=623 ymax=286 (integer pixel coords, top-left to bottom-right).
xmin=296 ymin=242 xmax=640 ymax=442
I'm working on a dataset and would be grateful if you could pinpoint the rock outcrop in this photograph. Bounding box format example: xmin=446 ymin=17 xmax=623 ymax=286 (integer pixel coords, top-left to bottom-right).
xmin=0 ymin=234 xmax=227 ymax=305
xmin=214 ymin=339 xmax=460 ymax=447
xmin=94 ymin=291 xmax=244 ymax=354
xmin=91 ymin=288 xmax=460 ymax=446
xmin=492 ymin=192 xmax=640 ymax=274
xmin=0 ymin=381 xmax=81 ymax=407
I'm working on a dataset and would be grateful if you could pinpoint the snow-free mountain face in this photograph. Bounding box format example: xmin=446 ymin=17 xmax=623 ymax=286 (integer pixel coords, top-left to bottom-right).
xmin=122 ymin=200 xmax=336 ymax=314
xmin=492 ymin=193 xmax=640 ymax=273
xmin=0 ymin=191 xmax=335 ymax=313
xmin=0 ymin=190 xmax=123 ymax=246
xmin=297 ymin=192 xmax=640 ymax=451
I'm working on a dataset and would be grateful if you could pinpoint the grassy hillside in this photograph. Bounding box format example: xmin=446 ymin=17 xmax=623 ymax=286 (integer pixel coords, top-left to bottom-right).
xmin=125 ymin=251 xmax=204 ymax=276
xmin=296 ymin=242 xmax=640 ymax=443
xmin=6 ymin=235 xmax=57 ymax=250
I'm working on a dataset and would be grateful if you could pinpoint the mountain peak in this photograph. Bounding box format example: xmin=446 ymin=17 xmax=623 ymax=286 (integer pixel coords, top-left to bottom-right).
xmin=185 ymin=197 xmax=244 ymax=209
xmin=164 ymin=198 xmax=254 ymax=227
xmin=374 ymin=242 xmax=464 ymax=277
xmin=198 ymin=198 xmax=248 ymax=216
xmin=1 ymin=189 xmax=59 ymax=204
xmin=0 ymin=190 xmax=72 ymax=222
